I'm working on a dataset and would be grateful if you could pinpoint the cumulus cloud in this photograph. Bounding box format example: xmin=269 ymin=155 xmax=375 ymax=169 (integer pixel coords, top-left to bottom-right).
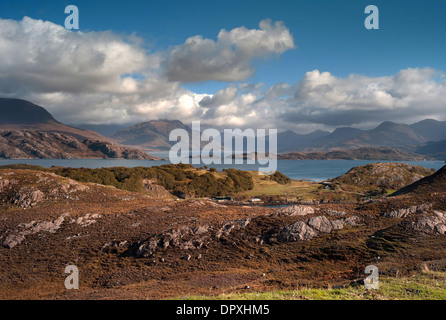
xmin=280 ymin=68 xmax=446 ymax=127
xmin=0 ymin=17 xmax=295 ymax=126
xmin=0 ymin=17 xmax=162 ymax=96
xmin=164 ymin=19 xmax=295 ymax=82
xmin=199 ymin=87 xmax=239 ymax=108
xmin=193 ymin=68 xmax=446 ymax=132
xmin=0 ymin=16 xmax=445 ymax=133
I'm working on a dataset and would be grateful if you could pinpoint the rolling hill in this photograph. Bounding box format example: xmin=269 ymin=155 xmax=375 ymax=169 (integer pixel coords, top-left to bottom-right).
xmin=329 ymin=162 xmax=435 ymax=191
xmin=392 ymin=165 xmax=446 ymax=196
xmin=0 ymin=98 xmax=158 ymax=160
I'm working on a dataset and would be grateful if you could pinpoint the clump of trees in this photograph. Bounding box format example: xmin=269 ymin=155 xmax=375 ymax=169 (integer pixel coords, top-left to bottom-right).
xmin=270 ymin=171 xmax=292 ymax=184
xmin=52 ymin=164 xmax=254 ymax=198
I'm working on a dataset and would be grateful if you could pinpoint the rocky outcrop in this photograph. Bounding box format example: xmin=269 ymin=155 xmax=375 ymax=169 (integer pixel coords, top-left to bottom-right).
xmin=384 ymin=203 xmax=432 ymax=218
xmin=11 ymin=187 xmax=45 ymax=208
xmin=274 ymin=205 xmax=315 ymax=216
xmin=0 ymin=178 xmax=9 ymax=192
xmin=215 ymin=218 xmax=251 ymax=238
xmin=135 ymin=218 xmax=251 ymax=257
xmin=280 ymin=221 xmax=318 ymax=242
xmin=407 ymin=211 xmax=446 ymax=235
xmin=142 ymin=179 xmax=175 ymax=199
xmin=0 ymin=130 xmax=158 ymax=160
xmin=279 ymin=214 xmax=361 ymax=243
xmin=330 ymin=162 xmax=435 ymax=191
xmin=323 ymin=209 xmax=346 ymax=216
xmin=307 ymin=216 xmax=333 ymax=233
xmin=135 ymin=225 xmax=209 ymax=257
xmin=392 ymin=165 xmax=446 ymax=196
xmin=2 ymin=212 xmax=70 ymax=249
xmin=70 ymin=213 xmax=102 ymax=227
xmin=49 ymin=180 xmax=89 ymax=196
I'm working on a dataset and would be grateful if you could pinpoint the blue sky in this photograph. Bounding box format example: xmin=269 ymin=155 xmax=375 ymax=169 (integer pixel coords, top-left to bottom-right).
xmin=2 ymin=0 xmax=445 ymax=92
xmin=0 ymin=0 xmax=445 ymax=131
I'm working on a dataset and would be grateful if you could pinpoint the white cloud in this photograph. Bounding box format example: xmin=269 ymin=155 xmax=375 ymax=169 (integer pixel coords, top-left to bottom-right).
xmin=0 ymin=17 xmax=295 ymax=126
xmin=280 ymin=68 xmax=446 ymax=127
xmin=0 ymin=17 xmax=159 ymax=95
xmin=0 ymin=16 xmax=445 ymax=133
xmin=164 ymin=19 xmax=295 ymax=82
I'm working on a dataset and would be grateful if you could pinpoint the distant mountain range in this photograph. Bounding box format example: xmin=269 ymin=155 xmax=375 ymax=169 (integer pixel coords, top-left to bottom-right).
xmin=99 ymin=118 xmax=446 ymax=160
xmin=1 ymin=98 xmax=445 ymax=160
xmin=277 ymin=147 xmax=429 ymax=161
xmin=0 ymin=98 xmax=158 ymax=160
xmin=110 ymin=120 xmax=192 ymax=151
xmin=273 ymin=119 xmax=446 ymax=154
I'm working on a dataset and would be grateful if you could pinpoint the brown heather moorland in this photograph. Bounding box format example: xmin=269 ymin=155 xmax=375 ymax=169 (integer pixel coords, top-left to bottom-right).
xmin=0 ymin=164 xmax=445 ymax=299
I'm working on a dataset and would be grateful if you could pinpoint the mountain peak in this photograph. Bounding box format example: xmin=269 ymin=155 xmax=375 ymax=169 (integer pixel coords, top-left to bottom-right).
xmin=111 ymin=119 xmax=191 ymax=151
xmin=0 ymin=98 xmax=58 ymax=125
xmin=373 ymin=121 xmax=401 ymax=131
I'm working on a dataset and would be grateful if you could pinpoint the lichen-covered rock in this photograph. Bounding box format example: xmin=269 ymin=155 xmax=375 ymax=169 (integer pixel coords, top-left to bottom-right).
xmin=2 ymin=212 xmax=70 ymax=249
xmin=135 ymin=218 xmax=252 ymax=257
xmin=384 ymin=203 xmax=432 ymax=218
xmin=307 ymin=216 xmax=332 ymax=233
xmin=279 ymin=221 xmax=318 ymax=242
xmin=330 ymin=219 xmax=344 ymax=230
xmin=408 ymin=211 xmax=446 ymax=235
xmin=0 ymin=178 xmax=9 ymax=192
xmin=324 ymin=209 xmax=346 ymax=216
xmin=275 ymin=205 xmax=315 ymax=216
xmin=70 ymin=213 xmax=102 ymax=227
xmin=343 ymin=215 xmax=361 ymax=226
xmin=216 ymin=218 xmax=250 ymax=238
xmin=2 ymin=233 xmax=25 ymax=249
xmin=12 ymin=187 xmax=45 ymax=208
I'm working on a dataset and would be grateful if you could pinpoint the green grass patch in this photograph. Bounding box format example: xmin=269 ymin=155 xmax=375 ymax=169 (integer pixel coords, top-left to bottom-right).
xmin=179 ymin=272 xmax=446 ymax=300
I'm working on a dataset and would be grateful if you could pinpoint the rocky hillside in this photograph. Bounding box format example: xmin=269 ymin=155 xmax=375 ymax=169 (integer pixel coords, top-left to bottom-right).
xmin=416 ymin=140 xmax=446 ymax=161
xmin=330 ymin=162 xmax=435 ymax=190
xmin=0 ymin=130 xmax=158 ymax=160
xmin=1 ymin=168 xmax=445 ymax=299
xmin=0 ymin=98 xmax=158 ymax=159
xmin=392 ymin=166 xmax=446 ymax=196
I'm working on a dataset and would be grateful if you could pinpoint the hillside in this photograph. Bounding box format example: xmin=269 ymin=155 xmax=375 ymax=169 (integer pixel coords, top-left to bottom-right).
xmin=278 ymin=147 xmax=427 ymax=161
xmin=111 ymin=120 xmax=192 ymax=151
xmin=392 ymin=165 xmax=446 ymax=196
xmin=0 ymin=98 xmax=158 ymax=160
xmin=329 ymin=162 xmax=435 ymax=191
xmin=274 ymin=129 xmax=330 ymax=153
xmin=0 ymin=130 xmax=158 ymax=160
xmin=1 ymin=167 xmax=446 ymax=299
xmin=0 ymin=98 xmax=107 ymax=141
xmin=416 ymin=140 xmax=446 ymax=161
